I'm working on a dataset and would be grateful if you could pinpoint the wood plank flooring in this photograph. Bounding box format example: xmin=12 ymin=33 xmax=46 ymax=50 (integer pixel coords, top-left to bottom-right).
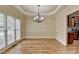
xmin=3 ymin=38 xmax=79 ymax=54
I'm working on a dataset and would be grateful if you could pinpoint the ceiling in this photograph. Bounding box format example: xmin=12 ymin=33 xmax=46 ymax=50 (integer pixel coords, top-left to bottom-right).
xmin=15 ymin=5 xmax=63 ymax=15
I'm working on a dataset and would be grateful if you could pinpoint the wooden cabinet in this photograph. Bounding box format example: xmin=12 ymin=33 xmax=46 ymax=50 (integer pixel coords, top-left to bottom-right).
xmin=68 ymin=16 xmax=79 ymax=27
xmin=74 ymin=16 xmax=78 ymax=24
xmin=74 ymin=32 xmax=78 ymax=40
xmin=68 ymin=32 xmax=78 ymax=44
xmin=68 ymin=32 xmax=74 ymax=44
xmin=68 ymin=17 xmax=72 ymax=27
xmin=68 ymin=16 xmax=79 ymax=44
xmin=68 ymin=17 xmax=75 ymax=27
xmin=72 ymin=17 xmax=75 ymax=26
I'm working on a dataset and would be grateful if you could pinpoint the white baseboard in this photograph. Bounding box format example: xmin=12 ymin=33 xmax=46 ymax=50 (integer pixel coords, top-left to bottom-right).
xmin=25 ymin=37 xmax=66 ymax=46
xmin=24 ymin=37 xmax=56 ymax=39
xmin=56 ymin=37 xmax=66 ymax=46
xmin=55 ymin=31 xmax=67 ymax=46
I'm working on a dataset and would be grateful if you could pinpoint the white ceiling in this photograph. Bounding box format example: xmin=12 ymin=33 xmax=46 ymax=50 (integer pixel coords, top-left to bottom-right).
xmin=15 ymin=5 xmax=62 ymax=15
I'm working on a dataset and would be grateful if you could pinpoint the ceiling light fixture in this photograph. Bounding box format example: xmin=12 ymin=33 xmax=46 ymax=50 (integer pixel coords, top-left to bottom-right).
xmin=33 ymin=5 xmax=44 ymax=23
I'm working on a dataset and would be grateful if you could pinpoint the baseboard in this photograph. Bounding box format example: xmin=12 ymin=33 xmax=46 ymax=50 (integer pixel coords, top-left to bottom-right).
xmin=24 ymin=37 xmax=66 ymax=46
xmin=56 ymin=38 xmax=66 ymax=46
xmin=0 ymin=38 xmax=24 ymax=54
xmin=24 ymin=37 xmax=56 ymax=40
xmin=24 ymin=37 xmax=56 ymax=39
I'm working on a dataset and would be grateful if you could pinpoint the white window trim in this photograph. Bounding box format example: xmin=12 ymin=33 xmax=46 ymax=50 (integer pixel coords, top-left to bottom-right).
xmin=0 ymin=13 xmax=21 ymax=49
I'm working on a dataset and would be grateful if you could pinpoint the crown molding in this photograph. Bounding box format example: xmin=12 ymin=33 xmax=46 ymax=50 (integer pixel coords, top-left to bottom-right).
xmin=48 ymin=5 xmax=63 ymax=15
xmin=15 ymin=5 xmax=63 ymax=16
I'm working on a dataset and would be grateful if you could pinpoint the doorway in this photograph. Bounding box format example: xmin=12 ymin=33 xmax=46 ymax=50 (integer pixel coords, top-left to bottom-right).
xmin=67 ymin=11 xmax=79 ymax=46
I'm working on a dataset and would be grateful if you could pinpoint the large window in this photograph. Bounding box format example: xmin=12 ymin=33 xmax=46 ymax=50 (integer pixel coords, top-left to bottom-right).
xmin=0 ymin=13 xmax=21 ymax=49
xmin=16 ymin=19 xmax=21 ymax=40
xmin=7 ymin=16 xmax=15 ymax=45
xmin=0 ymin=13 xmax=5 ymax=48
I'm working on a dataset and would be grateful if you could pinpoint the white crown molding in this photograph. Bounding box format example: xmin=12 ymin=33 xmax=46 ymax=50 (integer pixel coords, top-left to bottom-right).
xmin=15 ymin=5 xmax=32 ymax=15
xmin=15 ymin=5 xmax=63 ymax=16
xmin=48 ymin=5 xmax=63 ymax=15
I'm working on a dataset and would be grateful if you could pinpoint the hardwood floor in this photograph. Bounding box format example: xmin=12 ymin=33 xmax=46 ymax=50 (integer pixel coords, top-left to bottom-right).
xmin=3 ymin=38 xmax=79 ymax=54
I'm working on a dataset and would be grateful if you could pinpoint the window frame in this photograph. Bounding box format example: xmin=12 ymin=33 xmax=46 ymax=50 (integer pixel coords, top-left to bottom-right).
xmin=0 ymin=13 xmax=6 ymax=48
xmin=0 ymin=12 xmax=21 ymax=49
xmin=7 ymin=15 xmax=15 ymax=45
xmin=16 ymin=19 xmax=21 ymax=40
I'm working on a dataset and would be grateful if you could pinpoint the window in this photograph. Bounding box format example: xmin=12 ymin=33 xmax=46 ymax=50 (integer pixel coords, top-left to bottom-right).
xmin=7 ymin=16 xmax=15 ymax=45
xmin=0 ymin=13 xmax=5 ymax=48
xmin=0 ymin=13 xmax=21 ymax=49
xmin=16 ymin=19 xmax=21 ymax=40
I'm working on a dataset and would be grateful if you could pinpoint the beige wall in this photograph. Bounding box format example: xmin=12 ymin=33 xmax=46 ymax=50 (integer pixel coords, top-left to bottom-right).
xmin=0 ymin=5 xmax=25 ymax=39
xmin=0 ymin=5 xmax=56 ymax=39
xmin=24 ymin=15 xmax=56 ymax=38
xmin=55 ymin=5 xmax=79 ymax=46
xmin=2 ymin=5 xmax=79 ymax=46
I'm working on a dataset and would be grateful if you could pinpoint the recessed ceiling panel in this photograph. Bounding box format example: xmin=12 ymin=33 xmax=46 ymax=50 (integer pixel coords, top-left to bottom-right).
xmin=15 ymin=5 xmax=62 ymax=15
xmin=20 ymin=5 xmax=58 ymax=13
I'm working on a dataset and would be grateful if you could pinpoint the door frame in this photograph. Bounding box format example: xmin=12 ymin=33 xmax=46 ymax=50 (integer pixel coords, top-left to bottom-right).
xmin=66 ymin=10 xmax=79 ymax=46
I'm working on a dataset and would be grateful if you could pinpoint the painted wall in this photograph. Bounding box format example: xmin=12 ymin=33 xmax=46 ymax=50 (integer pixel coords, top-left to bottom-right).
xmin=0 ymin=5 xmax=25 ymax=39
xmin=0 ymin=5 xmax=56 ymax=39
xmin=24 ymin=15 xmax=56 ymax=38
xmin=2 ymin=5 xmax=79 ymax=46
xmin=55 ymin=5 xmax=79 ymax=46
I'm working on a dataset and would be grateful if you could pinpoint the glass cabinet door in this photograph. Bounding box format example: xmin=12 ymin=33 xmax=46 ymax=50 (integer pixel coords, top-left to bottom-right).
xmin=7 ymin=16 xmax=15 ymax=45
xmin=0 ymin=13 xmax=5 ymax=49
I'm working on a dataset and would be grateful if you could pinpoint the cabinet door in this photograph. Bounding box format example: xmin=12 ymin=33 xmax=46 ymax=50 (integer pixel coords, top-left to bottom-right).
xmin=71 ymin=17 xmax=75 ymax=27
xmin=74 ymin=16 xmax=78 ymax=26
xmin=68 ymin=32 xmax=74 ymax=44
xmin=74 ymin=16 xmax=78 ymax=22
xmin=77 ymin=16 xmax=79 ymax=22
xmin=74 ymin=32 xmax=78 ymax=40
xmin=68 ymin=17 xmax=72 ymax=27
xmin=68 ymin=17 xmax=75 ymax=27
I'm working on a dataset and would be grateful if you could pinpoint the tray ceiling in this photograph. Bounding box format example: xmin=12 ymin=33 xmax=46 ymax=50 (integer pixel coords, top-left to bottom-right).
xmin=15 ymin=5 xmax=62 ymax=15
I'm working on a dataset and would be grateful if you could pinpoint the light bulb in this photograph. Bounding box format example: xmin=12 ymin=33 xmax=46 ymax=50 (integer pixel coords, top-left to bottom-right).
xmin=33 ymin=17 xmax=36 ymax=20
xmin=36 ymin=16 xmax=38 ymax=19
xmin=40 ymin=17 xmax=44 ymax=20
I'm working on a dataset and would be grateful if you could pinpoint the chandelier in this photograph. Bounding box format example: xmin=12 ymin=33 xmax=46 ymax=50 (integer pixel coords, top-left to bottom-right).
xmin=33 ymin=5 xmax=44 ymax=23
